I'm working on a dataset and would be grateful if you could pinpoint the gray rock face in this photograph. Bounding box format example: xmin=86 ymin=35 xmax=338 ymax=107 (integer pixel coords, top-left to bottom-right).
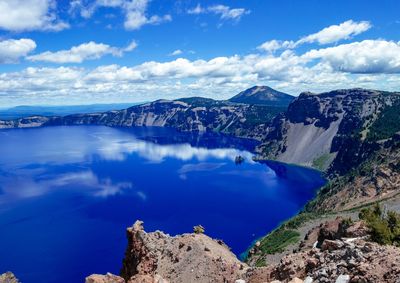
xmin=0 ymin=116 xmax=50 ymax=129
xmin=0 ymin=98 xmax=281 ymax=143
xmin=307 ymin=134 xmax=400 ymax=212
xmin=261 ymin=88 xmax=400 ymax=174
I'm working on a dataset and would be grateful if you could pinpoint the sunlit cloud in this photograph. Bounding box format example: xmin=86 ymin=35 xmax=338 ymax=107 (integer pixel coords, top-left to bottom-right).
xmin=0 ymin=0 xmax=69 ymax=32
xmin=27 ymin=40 xmax=137 ymax=63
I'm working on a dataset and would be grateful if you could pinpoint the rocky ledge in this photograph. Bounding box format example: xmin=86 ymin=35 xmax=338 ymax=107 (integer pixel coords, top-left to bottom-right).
xmin=86 ymin=218 xmax=400 ymax=283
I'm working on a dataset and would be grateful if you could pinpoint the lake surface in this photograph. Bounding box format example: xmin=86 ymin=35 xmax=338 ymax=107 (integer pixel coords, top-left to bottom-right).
xmin=0 ymin=126 xmax=325 ymax=283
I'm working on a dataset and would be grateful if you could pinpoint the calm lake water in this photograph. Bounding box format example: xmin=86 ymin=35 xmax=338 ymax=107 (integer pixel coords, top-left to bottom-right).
xmin=0 ymin=126 xmax=325 ymax=283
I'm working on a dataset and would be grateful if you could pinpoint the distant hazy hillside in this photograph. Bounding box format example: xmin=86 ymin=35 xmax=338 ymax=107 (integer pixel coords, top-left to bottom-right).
xmin=229 ymin=86 xmax=294 ymax=106
xmin=0 ymin=103 xmax=142 ymax=120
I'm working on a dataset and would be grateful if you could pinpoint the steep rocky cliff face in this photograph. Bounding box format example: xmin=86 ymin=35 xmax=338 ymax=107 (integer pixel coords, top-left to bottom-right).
xmin=0 ymin=116 xmax=50 ymax=129
xmin=0 ymin=98 xmax=283 ymax=142
xmin=261 ymin=89 xmax=400 ymax=174
xmin=306 ymin=134 xmax=400 ymax=212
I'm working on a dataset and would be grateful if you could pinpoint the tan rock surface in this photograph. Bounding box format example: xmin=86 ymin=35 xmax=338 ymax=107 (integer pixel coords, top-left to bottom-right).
xmin=121 ymin=221 xmax=249 ymax=283
xmin=85 ymin=273 xmax=125 ymax=283
xmin=0 ymin=272 xmax=19 ymax=283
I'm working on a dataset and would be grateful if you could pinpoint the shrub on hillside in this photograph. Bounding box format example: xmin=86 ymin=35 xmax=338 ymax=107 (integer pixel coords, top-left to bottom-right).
xmin=359 ymin=203 xmax=400 ymax=245
xmin=193 ymin=225 xmax=205 ymax=234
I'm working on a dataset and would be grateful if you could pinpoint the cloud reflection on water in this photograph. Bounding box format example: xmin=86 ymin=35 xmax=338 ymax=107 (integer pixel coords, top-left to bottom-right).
xmin=96 ymin=136 xmax=254 ymax=163
xmin=0 ymin=126 xmax=256 ymax=203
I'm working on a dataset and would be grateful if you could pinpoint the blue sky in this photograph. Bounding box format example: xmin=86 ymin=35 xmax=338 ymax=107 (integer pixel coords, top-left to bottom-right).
xmin=0 ymin=0 xmax=399 ymax=106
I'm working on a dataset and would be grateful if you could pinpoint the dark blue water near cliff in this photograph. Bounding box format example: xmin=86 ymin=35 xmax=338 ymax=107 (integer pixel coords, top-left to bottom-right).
xmin=0 ymin=126 xmax=326 ymax=283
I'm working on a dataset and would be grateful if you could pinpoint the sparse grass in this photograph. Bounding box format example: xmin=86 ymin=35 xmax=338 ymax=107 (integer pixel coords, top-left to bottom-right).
xmin=312 ymin=153 xmax=332 ymax=171
xmin=281 ymin=212 xmax=321 ymax=229
xmin=255 ymin=257 xmax=266 ymax=267
xmin=258 ymin=229 xmax=300 ymax=255
xmin=246 ymin=212 xmax=320 ymax=265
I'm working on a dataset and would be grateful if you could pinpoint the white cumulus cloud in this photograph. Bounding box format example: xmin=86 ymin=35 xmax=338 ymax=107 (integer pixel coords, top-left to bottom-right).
xmin=303 ymin=40 xmax=400 ymax=74
xmin=296 ymin=20 xmax=371 ymax=45
xmin=0 ymin=38 xmax=37 ymax=63
xmin=257 ymin=40 xmax=295 ymax=53
xmin=0 ymin=0 xmax=69 ymax=32
xmin=258 ymin=20 xmax=371 ymax=53
xmin=27 ymin=40 xmax=137 ymax=63
xmin=1 ymin=38 xmax=400 ymax=105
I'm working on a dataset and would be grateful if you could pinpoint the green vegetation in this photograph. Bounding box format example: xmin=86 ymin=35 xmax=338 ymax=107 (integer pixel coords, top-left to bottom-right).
xmin=179 ymin=97 xmax=224 ymax=107
xmin=242 ymin=105 xmax=286 ymax=127
xmin=280 ymin=212 xmax=321 ymax=229
xmin=367 ymin=103 xmax=400 ymax=141
xmin=257 ymin=229 xmax=300 ymax=254
xmin=312 ymin=153 xmax=332 ymax=171
xmin=341 ymin=217 xmax=353 ymax=229
xmin=247 ymin=212 xmax=320 ymax=266
xmin=359 ymin=204 xmax=400 ymax=245
xmin=193 ymin=225 xmax=205 ymax=234
xmin=255 ymin=257 xmax=266 ymax=267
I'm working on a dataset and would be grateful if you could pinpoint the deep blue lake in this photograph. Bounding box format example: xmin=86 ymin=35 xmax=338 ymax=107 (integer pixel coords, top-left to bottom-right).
xmin=0 ymin=126 xmax=325 ymax=283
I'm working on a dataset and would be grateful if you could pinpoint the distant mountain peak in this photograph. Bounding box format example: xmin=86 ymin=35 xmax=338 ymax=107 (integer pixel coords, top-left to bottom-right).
xmin=229 ymin=85 xmax=294 ymax=106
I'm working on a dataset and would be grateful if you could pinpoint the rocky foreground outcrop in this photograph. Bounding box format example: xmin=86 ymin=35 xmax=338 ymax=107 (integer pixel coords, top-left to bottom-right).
xmin=262 ymin=217 xmax=400 ymax=283
xmin=87 ymin=220 xmax=249 ymax=283
xmin=267 ymin=238 xmax=400 ymax=283
xmin=86 ymin=218 xmax=400 ymax=283
xmin=0 ymin=272 xmax=19 ymax=283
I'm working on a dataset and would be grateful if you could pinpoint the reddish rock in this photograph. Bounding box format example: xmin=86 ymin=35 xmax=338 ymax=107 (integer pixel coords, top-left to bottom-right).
xmin=85 ymin=273 xmax=124 ymax=283
xmin=320 ymin=239 xmax=344 ymax=251
xmin=317 ymin=217 xmax=344 ymax=245
xmin=120 ymin=220 xmax=249 ymax=283
xmin=345 ymin=221 xmax=368 ymax=238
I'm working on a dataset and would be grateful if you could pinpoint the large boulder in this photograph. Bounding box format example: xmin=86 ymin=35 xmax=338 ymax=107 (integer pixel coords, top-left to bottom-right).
xmin=120 ymin=221 xmax=249 ymax=283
